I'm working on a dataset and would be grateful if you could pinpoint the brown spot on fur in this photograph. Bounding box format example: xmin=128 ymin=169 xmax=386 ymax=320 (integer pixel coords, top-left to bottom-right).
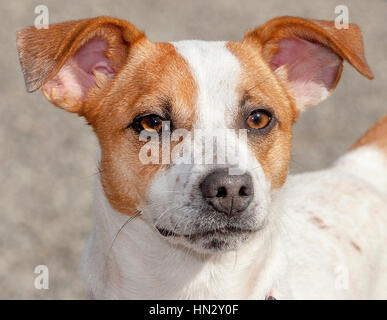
xmin=310 ymin=216 xmax=328 ymax=229
xmin=350 ymin=241 xmax=362 ymax=252
xmin=351 ymin=115 xmax=387 ymax=155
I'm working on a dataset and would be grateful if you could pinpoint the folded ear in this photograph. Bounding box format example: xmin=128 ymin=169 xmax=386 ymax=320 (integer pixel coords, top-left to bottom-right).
xmin=16 ymin=16 xmax=144 ymax=113
xmin=244 ymin=16 xmax=374 ymax=112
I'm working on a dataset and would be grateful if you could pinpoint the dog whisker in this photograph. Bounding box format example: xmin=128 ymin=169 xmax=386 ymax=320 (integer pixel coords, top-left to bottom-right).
xmin=110 ymin=211 xmax=142 ymax=250
xmin=101 ymin=210 xmax=142 ymax=283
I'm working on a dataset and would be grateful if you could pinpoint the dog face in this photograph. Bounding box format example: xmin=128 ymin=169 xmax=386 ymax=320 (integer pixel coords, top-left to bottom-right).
xmin=17 ymin=16 xmax=372 ymax=253
xmin=137 ymin=40 xmax=294 ymax=252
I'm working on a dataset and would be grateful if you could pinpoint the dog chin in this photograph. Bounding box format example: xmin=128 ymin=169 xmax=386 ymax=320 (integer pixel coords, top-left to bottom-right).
xmin=186 ymin=230 xmax=255 ymax=253
xmin=156 ymin=225 xmax=259 ymax=253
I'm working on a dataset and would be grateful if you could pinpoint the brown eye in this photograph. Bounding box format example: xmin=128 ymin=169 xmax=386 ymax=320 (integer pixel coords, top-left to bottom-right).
xmin=131 ymin=114 xmax=164 ymax=133
xmin=141 ymin=115 xmax=163 ymax=132
xmin=246 ymin=110 xmax=272 ymax=130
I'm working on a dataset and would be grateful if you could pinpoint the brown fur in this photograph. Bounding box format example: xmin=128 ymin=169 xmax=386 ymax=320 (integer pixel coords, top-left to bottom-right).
xmin=351 ymin=115 xmax=387 ymax=155
xmin=16 ymin=17 xmax=144 ymax=94
xmin=310 ymin=216 xmax=328 ymax=229
xmin=17 ymin=17 xmax=197 ymax=215
xmin=350 ymin=241 xmax=362 ymax=252
xmin=93 ymin=41 xmax=197 ymax=215
xmin=227 ymin=16 xmax=374 ymax=188
xmin=245 ymin=16 xmax=374 ymax=82
xmin=227 ymin=40 xmax=294 ymax=189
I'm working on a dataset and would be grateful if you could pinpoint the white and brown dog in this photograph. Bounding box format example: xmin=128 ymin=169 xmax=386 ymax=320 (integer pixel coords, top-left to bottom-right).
xmin=17 ymin=16 xmax=387 ymax=299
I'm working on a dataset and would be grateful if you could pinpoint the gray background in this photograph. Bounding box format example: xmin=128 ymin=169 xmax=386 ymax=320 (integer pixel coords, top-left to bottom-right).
xmin=0 ymin=0 xmax=386 ymax=299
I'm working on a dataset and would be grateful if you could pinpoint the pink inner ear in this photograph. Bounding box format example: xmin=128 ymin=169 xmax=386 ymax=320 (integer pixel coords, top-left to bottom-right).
xmin=44 ymin=38 xmax=115 ymax=100
xmin=74 ymin=38 xmax=115 ymax=78
xmin=270 ymin=37 xmax=342 ymax=108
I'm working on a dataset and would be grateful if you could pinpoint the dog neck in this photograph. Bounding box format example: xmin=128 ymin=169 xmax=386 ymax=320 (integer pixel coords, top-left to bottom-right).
xmin=81 ymin=178 xmax=288 ymax=299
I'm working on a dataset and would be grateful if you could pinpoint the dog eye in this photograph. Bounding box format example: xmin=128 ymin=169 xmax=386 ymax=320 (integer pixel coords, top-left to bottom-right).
xmin=141 ymin=115 xmax=163 ymax=132
xmin=246 ymin=110 xmax=272 ymax=130
xmin=131 ymin=114 xmax=163 ymax=133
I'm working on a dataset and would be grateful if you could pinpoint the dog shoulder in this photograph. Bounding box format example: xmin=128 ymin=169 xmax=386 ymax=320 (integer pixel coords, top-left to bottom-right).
xmin=334 ymin=115 xmax=387 ymax=194
xmin=351 ymin=115 xmax=387 ymax=155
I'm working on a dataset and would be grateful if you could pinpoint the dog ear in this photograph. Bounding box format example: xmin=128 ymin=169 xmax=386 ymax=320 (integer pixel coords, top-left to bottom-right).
xmin=244 ymin=16 xmax=374 ymax=112
xmin=16 ymin=16 xmax=145 ymax=114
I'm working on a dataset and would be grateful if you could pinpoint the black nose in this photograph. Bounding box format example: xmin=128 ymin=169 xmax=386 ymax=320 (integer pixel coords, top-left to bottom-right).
xmin=200 ymin=169 xmax=254 ymax=216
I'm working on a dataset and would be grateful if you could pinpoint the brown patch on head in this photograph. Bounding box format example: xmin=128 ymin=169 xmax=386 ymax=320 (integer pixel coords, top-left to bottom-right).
xmin=92 ymin=41 xmax=197 ymax=215
xmin=351 ymin=115 xmax=387 ymax=155
xmin=227 ymin=40 xmax=294 ymax=189
xmin=226 ymin=16 xmax=373 ymax=189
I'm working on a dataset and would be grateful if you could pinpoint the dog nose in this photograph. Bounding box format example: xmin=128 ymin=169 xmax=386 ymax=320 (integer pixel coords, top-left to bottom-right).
xmin=200 ymin=169 xmax=254 ymax=215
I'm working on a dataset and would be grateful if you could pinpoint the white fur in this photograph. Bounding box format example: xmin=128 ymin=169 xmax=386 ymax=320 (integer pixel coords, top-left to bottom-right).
xmin=172 ymin=41 xmax=239 ymax=129
xmin=273 ymin=146 xmax=387 ymax=299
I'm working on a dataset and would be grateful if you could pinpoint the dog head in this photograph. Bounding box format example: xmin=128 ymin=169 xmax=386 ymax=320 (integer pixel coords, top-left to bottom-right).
xmin=17 ymin=16 xmax=373 ymax=253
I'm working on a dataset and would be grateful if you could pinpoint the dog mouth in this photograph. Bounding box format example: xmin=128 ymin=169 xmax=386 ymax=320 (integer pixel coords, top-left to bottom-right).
xmin=156 ymin=225 xmax=255 ymax=240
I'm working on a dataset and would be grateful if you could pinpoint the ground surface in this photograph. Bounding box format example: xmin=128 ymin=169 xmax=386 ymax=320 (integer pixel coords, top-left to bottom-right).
xmin=1 ymin=0 xmax=386 ymax=299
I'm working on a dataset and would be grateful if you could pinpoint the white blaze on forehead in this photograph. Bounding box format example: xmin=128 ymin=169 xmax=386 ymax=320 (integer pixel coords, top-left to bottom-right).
xmin=171 ymin=40 xmax=257 ymax=173
xmin=170 ymin=40 xmax=269 ymax=192
xmin=172 ymin=40 xmax=241 ymax=129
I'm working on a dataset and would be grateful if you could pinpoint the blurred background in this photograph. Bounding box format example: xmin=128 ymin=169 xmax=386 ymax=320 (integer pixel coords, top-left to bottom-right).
xmin=0 ymin=0 xmax=386 ymax=299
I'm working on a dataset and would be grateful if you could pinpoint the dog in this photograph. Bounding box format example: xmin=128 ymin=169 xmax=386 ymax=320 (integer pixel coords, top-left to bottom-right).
xmin=16 ymin=15 xmax=387 ymax=299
